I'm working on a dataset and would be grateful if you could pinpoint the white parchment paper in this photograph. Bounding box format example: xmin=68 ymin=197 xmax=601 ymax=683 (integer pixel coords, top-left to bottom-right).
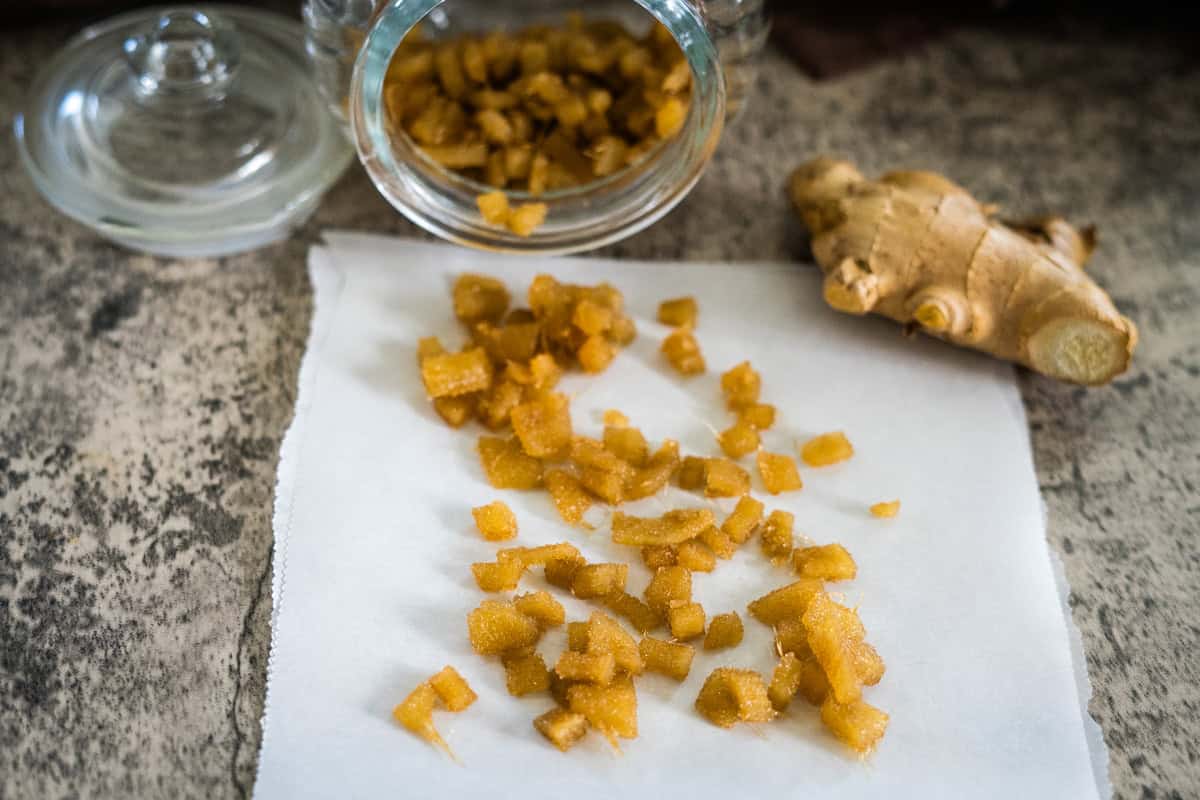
xmin=255 ymin=233 xmax=1108 ymax=800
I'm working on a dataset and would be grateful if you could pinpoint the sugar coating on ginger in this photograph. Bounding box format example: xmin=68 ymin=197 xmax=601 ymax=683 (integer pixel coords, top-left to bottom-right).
xmin=662 ymin=328 xmax=705 ymax=375
xmin=472 ymin=500 xmax=518 ymax=541
xmin=638 ymin=636 xmax=694 ymax=681
xmin=534 ymin=707 xmax=589 ymax=752
xmin=757 ymin=450 xmax=803 ymax=494
xmin=695 ymin=668 xmax=776 ymax=728
xmin=703 ymin=611 xmax=744 ymax=650
xmin=800 ymin=431 xmax=855 ymax=467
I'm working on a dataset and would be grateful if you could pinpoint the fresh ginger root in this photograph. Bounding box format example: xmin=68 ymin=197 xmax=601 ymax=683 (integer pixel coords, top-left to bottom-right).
xmin=789 ymin=158 xmax=1137 ymax=385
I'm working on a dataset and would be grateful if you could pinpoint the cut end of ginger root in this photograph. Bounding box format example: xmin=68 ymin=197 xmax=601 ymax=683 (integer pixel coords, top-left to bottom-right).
xmin=788 ymin=157 xmax=1137 ymax=385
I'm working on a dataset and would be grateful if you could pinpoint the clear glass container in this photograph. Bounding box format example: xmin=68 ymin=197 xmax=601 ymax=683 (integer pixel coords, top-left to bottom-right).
xmin=304 ymin=0 xmax=769 ymax=254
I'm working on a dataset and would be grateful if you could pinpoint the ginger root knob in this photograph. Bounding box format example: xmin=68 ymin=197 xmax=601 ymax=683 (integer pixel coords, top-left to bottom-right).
xmin=789 ymin=158 xmax=1137 ymax=385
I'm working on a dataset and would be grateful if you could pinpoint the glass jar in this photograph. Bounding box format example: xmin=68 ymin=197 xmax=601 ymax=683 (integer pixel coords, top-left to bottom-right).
xmin=303 ymin=0 xmax=769 ymax=254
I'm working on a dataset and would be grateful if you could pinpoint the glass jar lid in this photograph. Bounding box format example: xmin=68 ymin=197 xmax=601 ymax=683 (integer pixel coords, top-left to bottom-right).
xmin=15 ymin=5 xmax=353 ymax=257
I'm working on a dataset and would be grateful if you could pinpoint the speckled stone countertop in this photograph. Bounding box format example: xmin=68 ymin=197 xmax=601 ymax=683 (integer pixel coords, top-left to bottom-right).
xmin=2 ymin=16 xmax=1198 ymax=800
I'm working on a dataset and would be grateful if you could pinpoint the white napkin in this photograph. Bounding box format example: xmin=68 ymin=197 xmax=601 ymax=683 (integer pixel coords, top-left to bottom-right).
xmin=255 ymin=233 xmax=1108 ymax=800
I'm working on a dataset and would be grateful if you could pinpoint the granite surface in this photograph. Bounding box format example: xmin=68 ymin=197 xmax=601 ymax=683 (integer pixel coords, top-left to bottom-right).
xmin=2 ymin=17 xmax=1198 ymax=800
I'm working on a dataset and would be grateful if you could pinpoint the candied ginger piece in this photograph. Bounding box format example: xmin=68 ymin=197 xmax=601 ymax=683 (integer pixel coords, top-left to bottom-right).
xmin=477 ymin=435 xmax=542 ymax=489
xmin=661 ymin=328 xmax=705 ymax=375
xmin=792 ymin=543 xmax=857 ymax=581
xmin=820 ymin=697 xmax=889 ymax=753
xmin=571 ymin=562 xmax=628 ymax=599
xmin=544 ymin=554 xmax=584 ymax=589
xmin=467 ymin=599 xmax=541 ymax=655
xmin=603 ymin=425 xmax=649 ymax=466
xmin=700 ymin=525 xmax=737 ymax=559
xmin=568 ymin=677 xmax=637 ymax=744
xmin=545 ymin=469 xmax=592 ymax=525
xmin=704 ymin=458 xmax=751 ymax=497
xmin=800 ymin=431 xmax=855 ymax=467
xmin=603 ymin=409 xmax=629 ymax=427
xmin=717 ymin=420 xmax=759 ymax=459
xmin=643 ymin=565 xmax=692 ymax=618
xmin=676 ymin=455 xmax=706 ymax=491
xmin=667 ymin=602 xmax=706 ymax=641
xmin=774 ymin=617 xmax=812 ymax=659
xmin=429 ymin=666 xmax=477 ymax=711
xmin=721 ymin=495 xmax=763 ymax=544
xmin=453 ymin=273 xmax=510 ymax=323
xmin=624 ymin=440 xmax=680 ymax=500
xmin=513 ymin=591 xmax=565 ymax=627
xmin=472 ymin=500 xmax=517 ymax=541
xmin=870 ymin=499 xmax=901 ymax=518
xmin=433 ymin=394 xmax=476 ymax=428
xmin=760 ymin=510 xmax=795 ymax=565
xmin=471 ymin=555 xmax=523 ymax=592
xmin=507 ymin=202 xmax=548 ymax=237
xmin=638 ymin=636 xmax=694 ymax=681
xmin=586 ymin=611 xmax=643 ymax=675
xmin=604 ymin=591 xmax=660 ymax=634
xmin=757 ymin=450 xmax=803 ymax=495
xmin=393 ymin=682 xmax=450 ymax=754
xmin=555 ymin=650 xmax=616 ymax=685
xmin=767 ymin=652 xmax=803 ymax=711
xmin=611 ymin=508 xmax=714 ymax=546
xmin=676 ymin=539 xmax=715 ymax=572
xmin=642 ymin=544 xmax=677 ymax=570
xmin=534 ymin=707 xmax=588 ymax=752
xmin=504 ymin=651 xmax=551 ymax=696
xmin=577 ymin=334 xmax=616 ymax=373
xmin=703 ymin=611 xmax=743 ymax=650
xmin=737 ymin=402 xmax=776 ymax=430
xmin=746 ymin=579 xmax=824 ymax=627
xmin=421 ymin=348 xmax=494 ymax=398
xmin=511 ymin=392 xmax=572 ymax=458
xmin=803 ymin=591 xmax=866 ymax=704
xmin=417 ymin=336 xmax=446 ymax=362
xmin=476 ymin=191 xmax=510 ymax=225
xmin=695 ymin=668 xmax=775 ymax=728
xmin=656 ymin=296 xmax=697 ymax=328
xmin=720 ymin=361 xmax=760 ymax=409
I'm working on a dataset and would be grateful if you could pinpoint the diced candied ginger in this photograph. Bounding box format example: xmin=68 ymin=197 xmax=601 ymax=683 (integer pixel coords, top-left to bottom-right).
xmin=768 ymin=652 xmax=803 ymax=711
xmin=700 ymin=525 xmax=737 ymax=559
xmin=792 ymin=543 xmax=857 ymax=581
xmin=760 ymin=510 xmax=795 ymax=564
xmin=611 ymin=508 xmax=714 ymax=546
xmin=555 ymin=650 xmax=616 ymax=685
xmin=638 ymin=636 xmax=694 ymax=681
xmin=802 ymin=591 xmax=866 ymax=704
xmin=720 ymin=361 xmax=761 ymax=409
xmin=513 ymin=591 xmax=565 ymax=628
xmin=586 ymin=611 xmax=644 ymax=675
xmin=642 ymin=544 xmax=677 ymax=569
xmin=603 ymin=409 xmax=629 ymax=427
xmin=476 ymin=378 xmax=523 ymax=429
xmin=643 ymin=566 xmax=692 ymax=618
xmin=568 ymin=677 xmax=637 ymax=743
xmin=624 ymin=440 xmax=680 ymax=500
xmin=604 ymin=591 xmax=660 ymax=634
xmin=854 ymin=642 xmax=886 ymax=686
xmin=545 ymin=469 xmax=592 ymax=525
xmin=504 ymin=651 xmax=551 ymax=696
xmin=577 ymin=334 xmax=616 ymax=373
xmin=570 ymin=435 xmax=632 ymax=475
xmin=603 ymin=425 xmax=649 ymax=466
xmin=757 ymin=451 xmax=802 ymax=494
xmin=471 ymin=554 xmax=523 ymax=591
xmin=453 ymin=273 xmax=510 ymax=323
xmin=661 ymin=328 xmax=705 ymax=375
xmin=534 ymin=707 xmax=589 ymax=752
xmin=476 ymin=190 xmax=510 ymax=225
xmin=507 ymin=202 xmax=548 ymax=237
xmin=654 ymin=96 xmax=687 ymax=138
xmin=572 ymin=298 xmax=613 ymax=336
xmin=704 ymin=458 xmax=751 ymax=497
xmin=417 ymin=336 xmax=446 ymax=362
xmin=433 ymin=394 xmax=476 ymax=428
xmin=746 ymin=578 xmax=824 ymax=626
xmin=393 ymin=682 xmax=449 ymax=753
xmin=421 ymin=348 xmax=494 ymax=398
xmin=511 ymin=393 xmax=573 ymax=458
xmin=429 ymin=666 xmax=477 ymax=711
xmin=581 ymin=466 xmax=626 ymax=505
xmin=695 ymin=668 xmax=776 ymax=728
xmin=676 ymin=539 xmax=715 ymax=572
xmin=544 ymin=554 xmax=585 ymax=589
xmin=717 ymin=420 xmax=760 ymax=459
xmin=820 ymin=697 xmax=889 ymax=753
xmin=721 ymin=495 xmax=764 ymax=544
xmin=870 ymin=499 xmax=901 ymax=518
xmin=472 ymin=500 xmax=517 ymax=541
xmin=504 ymin=542 xmax=581 ymax=568
xmin=773 ymin=617 xmax=812 ymax=659
xmin=667 ymin=602 xmax=706 ymax=641
xmin=795 ymin=655 xmax=831 ymax=705
xmin=800 ymin=431 xmax=855 ymax=467
xmin=467 ymin=599 xmax=541 ymax=656
xmin=566 ymin=621 xmax=590 ymax=652
xmin=572 ymin=563 xmax=628 ymax=599
xmin=737 ymin=402 xmax=776 ymax=430
xmin=527 ymin=353 xmax=562 ymax=392
xmin=656 ymin=296 xmax=697 ymax=328
xmin=676 ymin=455 xmax=706 ymax=491
xmin=703 ymin=611 xmax=744 ymax=650
xmin=478 ymin=435 xmax=542 ymax=489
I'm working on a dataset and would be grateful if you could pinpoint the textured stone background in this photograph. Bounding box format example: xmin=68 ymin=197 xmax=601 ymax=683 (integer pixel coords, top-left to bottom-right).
xmin=2 ymin=15 xmax=1198 ymax=800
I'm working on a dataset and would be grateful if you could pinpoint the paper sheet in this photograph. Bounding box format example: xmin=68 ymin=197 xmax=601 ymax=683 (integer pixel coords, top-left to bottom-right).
xmin=255 ymin=233 xmax=1107 ymax=800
